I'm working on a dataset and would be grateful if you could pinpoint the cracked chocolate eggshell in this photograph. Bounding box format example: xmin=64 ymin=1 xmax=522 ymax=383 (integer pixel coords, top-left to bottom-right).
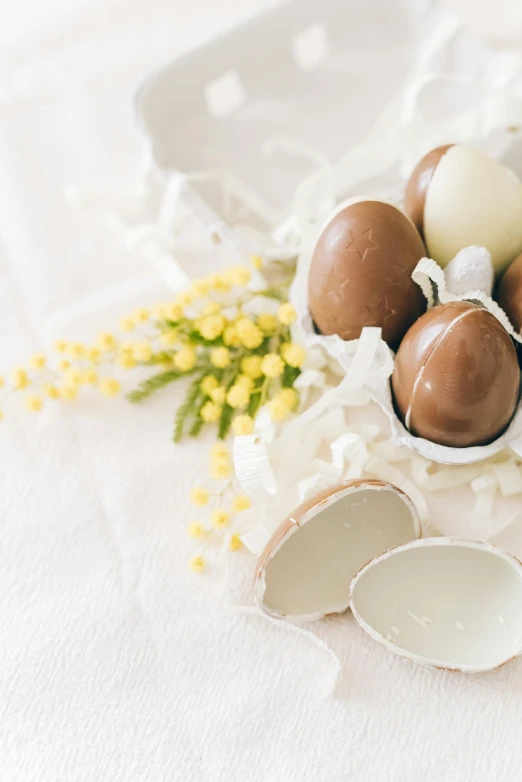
xmin=254 ymin=480 xmax=421 ymax=622
xmin=404 ymin=145 xmax=522 ymax=275
xmin=308 ymin=200 xmax=426 ymax=350
xmin=496 ymin=252 xmax=522 ymax=338
xmin=350 ymin=538 xmax=522 ymax=673
xmin=391 ymin=301 xmax=520 ymax=448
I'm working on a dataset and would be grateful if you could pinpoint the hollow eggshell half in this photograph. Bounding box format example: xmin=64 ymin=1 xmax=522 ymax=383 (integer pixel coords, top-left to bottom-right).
xmin=350 ymin=538 xmax=522 ymax=673
xmin=254 ymin=480 xmax=421 ymax=622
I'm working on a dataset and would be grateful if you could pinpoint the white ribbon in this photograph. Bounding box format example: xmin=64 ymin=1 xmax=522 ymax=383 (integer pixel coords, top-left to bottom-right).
xmin=240 ymin=524 xmax=271 ymax=555
xmin=227 ymin=604 xmax=340 ymax=697
xmin=278 ymin=328 xmax=393 ymax=446
xmin=297 ymin=459 xmax=344 ymax=503
xmin=233 ymin=434 xmax=278 ymax=504
xmin=411 ymin=255 xmax=522 ymax=343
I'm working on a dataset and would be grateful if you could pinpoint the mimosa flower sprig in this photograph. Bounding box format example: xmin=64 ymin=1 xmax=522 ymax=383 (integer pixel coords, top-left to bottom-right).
xmin=187 ymin=443 xmax=252 ymax=572
xmin=2 ymin=256 xmax=306 ymax=441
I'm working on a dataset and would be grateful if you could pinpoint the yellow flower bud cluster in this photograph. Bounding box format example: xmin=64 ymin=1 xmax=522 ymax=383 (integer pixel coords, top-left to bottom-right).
xmin=197 ymin=314 xmax=226 ymax=341
xmin=2 ymin=255 xmax=306 ymax=442
xmin=3 ymin=334 xmax=129 ymax=419
xmin=232 ymin=415 xmax=254 ymax=436
xmin=187 ymin=443 xmax=255 ymax=572
xmin=235 ymin=317 xmax=263 ymax=349
xmin=209 ymin=442 xmax=232 ymax=480
xmin=268 ymin=388 xmax=298 ymax=422
xmin=173 ymin=346 xmax=197 ymax=372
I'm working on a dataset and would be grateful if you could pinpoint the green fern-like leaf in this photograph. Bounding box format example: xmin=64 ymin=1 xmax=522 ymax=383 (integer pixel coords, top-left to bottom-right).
xmin=189 ymin=415 xmax=204 ymax=438
xmin=173 ymin=377 xmax=202 ymax=442
xmin=217 ymin=404 xmax=234 ymax=440
xmin=258 ymin=286 xmax=288 ymax=302
xmin=127 ymin=370 xmax=187 ymax=403
xmin=282 ymin=364 xmax=301 ymax=388
xmin=246 ymin=391 xmax=263 ymax=418
xmin=145 ymin=352 xmax=176 ymax=366
xmin=184 ymin=331 xmax=224 ymax=347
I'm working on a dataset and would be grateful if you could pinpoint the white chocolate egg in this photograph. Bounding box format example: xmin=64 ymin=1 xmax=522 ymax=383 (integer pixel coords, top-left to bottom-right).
xmin=405 ymin=145 xmax=522 ymax=275
xmin=350 ymin=538 xmax=522 ymax=673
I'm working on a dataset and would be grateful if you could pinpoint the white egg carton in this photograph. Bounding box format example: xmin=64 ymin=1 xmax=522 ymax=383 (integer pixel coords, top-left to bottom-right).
xmin=135 ymin=0 xmax=522 ymax=466
xmin=134 ymin=0 xmax=421 ymax=243
xmin=135 ymin=0 xmax=522 ymax=244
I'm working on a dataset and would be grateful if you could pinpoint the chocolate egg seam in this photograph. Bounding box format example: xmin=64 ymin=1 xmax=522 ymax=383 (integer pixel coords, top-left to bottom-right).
xmin=392 ymin=301 xmax=520 ymax=448
xmin=404 ymin=306 xmax=481 ymax=431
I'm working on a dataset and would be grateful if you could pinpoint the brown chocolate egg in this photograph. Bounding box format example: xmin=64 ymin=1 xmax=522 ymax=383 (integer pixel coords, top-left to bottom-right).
xmin=308 ymin=200 xmax=426 ymax=350
xmin=404 ymin=144 xmax=522 ymax=275
xmin=496 ymin=252 xmax=522 ymax=337
xmin=404 ymin=144 xmax=454 ymax=236
xmin=391 ymin=301 xmax=520 ymax=448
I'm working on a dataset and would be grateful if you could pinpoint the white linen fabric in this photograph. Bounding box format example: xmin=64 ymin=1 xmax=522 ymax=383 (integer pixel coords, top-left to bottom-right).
xmin=2 ymin=2 xmax=522 ymax=781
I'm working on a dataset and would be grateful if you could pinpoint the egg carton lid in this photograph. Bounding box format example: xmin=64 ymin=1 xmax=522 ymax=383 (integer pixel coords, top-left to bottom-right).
xmin=134 ymin=0 xmax=522 ymax=262
xmin=134 ymin=0 xmax=419 ymax=243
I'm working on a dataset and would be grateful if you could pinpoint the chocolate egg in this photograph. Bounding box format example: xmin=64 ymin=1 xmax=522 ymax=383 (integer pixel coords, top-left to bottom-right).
xmin=308 ymin=200 xmax=426 ymax=350
xmin=404 ymin=145 xmax=522 ymax=275
xmin=496 ymin=252 xmax=522 ymax=337
xmin=391 ymin=301 xmax=520 ymax=448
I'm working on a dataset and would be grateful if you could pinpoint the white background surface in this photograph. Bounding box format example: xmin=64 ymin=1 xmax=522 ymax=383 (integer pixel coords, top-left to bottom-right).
xmin=2 ymin=1 xmax=522 ymax=780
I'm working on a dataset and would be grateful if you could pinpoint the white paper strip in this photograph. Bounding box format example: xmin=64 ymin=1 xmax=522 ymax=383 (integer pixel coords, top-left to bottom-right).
xmin=233 ymin=435 xmax=278 ymax=502
xmin=411 ymin=253 xmax=522 ymax=343
xmin=240 ymin=524 xmax=271 ymax=555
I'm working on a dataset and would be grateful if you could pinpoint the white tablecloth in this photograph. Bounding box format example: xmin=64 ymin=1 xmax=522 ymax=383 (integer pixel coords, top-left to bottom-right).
xmin=2 ymin=2 xmax=522 ymax=780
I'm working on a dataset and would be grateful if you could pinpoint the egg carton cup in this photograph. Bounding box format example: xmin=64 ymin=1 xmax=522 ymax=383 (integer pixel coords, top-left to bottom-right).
xmin=370 ymin=370 xmax=522 ymax=467
xmin=292 ymin=241 xmax=522 ymax=466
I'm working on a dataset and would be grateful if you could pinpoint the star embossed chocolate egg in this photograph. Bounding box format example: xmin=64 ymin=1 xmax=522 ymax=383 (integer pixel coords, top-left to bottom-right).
xmin=404 ymin=144 xmax=522 ymax=275
xmin=308 ymin=200 xmax=427 ymax=350
xmin=392 ymin=301 xmax=520 ymax=448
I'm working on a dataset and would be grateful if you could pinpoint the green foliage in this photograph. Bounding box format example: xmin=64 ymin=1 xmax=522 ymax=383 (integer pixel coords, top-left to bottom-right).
xmin=282 ymin=364 xmax=301 ymax=388
xmin=173 ymin=377 xmax=203 ymax=442
xmin=217 ymin=404 xmax=234 ymax=440
xmin=246 ymin=390 xmax=263 ymax=418
xmin=127 ymin=370 xmax=187 ymax=403
xmin=145 ymin=352 xmax=176 ymax=365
